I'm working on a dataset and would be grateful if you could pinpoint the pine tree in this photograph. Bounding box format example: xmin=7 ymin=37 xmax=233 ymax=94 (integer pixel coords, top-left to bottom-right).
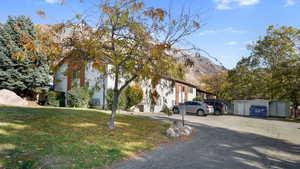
xmin=0 ymin=16 xmax=50 ymax=98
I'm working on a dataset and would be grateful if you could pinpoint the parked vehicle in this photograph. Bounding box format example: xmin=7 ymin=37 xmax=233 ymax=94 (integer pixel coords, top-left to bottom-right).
xmin=204 ymin=99 xmax=228 ymax=115
xmin=207 ymin=105 xmax=215 ymax=114
xmin=172 ymin=101 xmax=211 ymax=116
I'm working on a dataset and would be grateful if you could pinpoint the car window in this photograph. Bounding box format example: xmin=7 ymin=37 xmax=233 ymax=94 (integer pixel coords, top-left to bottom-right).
xmin=196 ymin=102 xmax=204 ymax=105
xmin=185 ymin=101 xmax=192 ymax=105
xmin=194 ymin=102 xmax=201 ymax=105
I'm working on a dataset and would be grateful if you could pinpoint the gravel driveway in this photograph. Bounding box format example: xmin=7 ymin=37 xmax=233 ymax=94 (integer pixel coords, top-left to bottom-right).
xmin=109 ymin=113 xmax=300 ymax=169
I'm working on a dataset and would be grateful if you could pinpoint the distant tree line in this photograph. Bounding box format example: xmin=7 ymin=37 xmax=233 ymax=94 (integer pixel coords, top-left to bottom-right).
xmin=201 ymin=25 xmax=300 ymax=116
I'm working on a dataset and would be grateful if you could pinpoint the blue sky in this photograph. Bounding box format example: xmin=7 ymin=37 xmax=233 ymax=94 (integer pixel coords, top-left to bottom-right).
xmin=1 ymin=0 xmax=300 ymax=68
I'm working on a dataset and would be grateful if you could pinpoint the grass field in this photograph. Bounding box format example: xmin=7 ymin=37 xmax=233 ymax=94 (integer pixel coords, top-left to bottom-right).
xmin=0 ymin=106 xmax=170 ymax=169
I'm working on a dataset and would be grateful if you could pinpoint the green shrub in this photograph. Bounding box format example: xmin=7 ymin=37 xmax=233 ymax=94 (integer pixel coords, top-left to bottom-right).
xmin=161 ymin=104 xmax=172 ymax=116
xmin=106 ymin=88 xmax=126 ymax=110
xmin=124 ymin=84 xmax=144 ymax=110
xmin=38 ymin=90 xmax=65 ymax=107
xmin=193 ymin=95 xmax=204 ymax=102
xmin=67 ymin=87 xmax=90 ymax=108
xmin=47 ymin=91 xmax=60 ymax=107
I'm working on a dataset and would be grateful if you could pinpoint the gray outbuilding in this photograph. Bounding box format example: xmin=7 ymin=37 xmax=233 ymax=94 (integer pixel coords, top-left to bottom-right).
xmin=232 ymin=99 xmax=290 ymax=118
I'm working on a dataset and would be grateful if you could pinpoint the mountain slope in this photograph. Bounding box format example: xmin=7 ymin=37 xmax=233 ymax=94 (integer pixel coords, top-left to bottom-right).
xmin=180 ymin=53 xmax=225 ymax=86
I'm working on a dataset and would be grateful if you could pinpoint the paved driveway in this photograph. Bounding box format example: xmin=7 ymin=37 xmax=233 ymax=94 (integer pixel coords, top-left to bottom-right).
xmin=110 ymin=113 xmax=300 ymax=169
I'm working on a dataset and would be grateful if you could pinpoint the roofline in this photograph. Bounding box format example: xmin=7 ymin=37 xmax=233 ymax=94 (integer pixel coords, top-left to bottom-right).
xmin=162 ymin=76 xmax=215 ymax=96
xmin=162 ymin=76 xmax=197 ymax=88
xmin=196 ymin=88 xmax=215 ymax=95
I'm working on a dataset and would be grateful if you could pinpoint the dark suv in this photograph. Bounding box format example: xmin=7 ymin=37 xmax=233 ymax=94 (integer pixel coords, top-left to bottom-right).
xmin=204 ymin=99 xmax=228 ymax=115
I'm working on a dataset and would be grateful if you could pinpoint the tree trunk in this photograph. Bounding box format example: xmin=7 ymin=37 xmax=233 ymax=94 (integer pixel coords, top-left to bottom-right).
xmin=109 ymin=71 xmax=119 ymax=129
xmin=109 ymin=88 xmax=119 ymax=129
xmin=291 ymin=91 xmax=298 ymax=119
xmin=102 ymin=76 xmax=106 ymax=110
xmin=293 ymin=102 xmax=299 ymax=119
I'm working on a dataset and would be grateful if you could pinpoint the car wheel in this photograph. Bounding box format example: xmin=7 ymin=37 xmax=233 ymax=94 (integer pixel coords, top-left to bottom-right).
xmin=197 ymin=109 xmax=205 ymax=116
xmin=173 ymin=107 xmax=179 ymax=114
xmin=215 ymin=110 xmax=221 ymax=115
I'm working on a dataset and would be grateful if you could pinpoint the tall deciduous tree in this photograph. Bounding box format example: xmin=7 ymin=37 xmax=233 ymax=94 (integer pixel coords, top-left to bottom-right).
xmin=55 ymin=0 xmax=201 ymax=128
xmin=249 ymin=25 xmax=300 ymax=116
xmin=200 ymin=71 xmax=229 ymax=99
xmin=226 ymin=25 xmax=300 ymax=116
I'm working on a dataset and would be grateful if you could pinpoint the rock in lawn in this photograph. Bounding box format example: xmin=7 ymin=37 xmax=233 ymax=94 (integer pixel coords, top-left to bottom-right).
xmin=166 ymin=128 xmax=178 ymax=137
xmin=166 ymin=121 xmax=193 ymax=137
xmin=182 ymin=128 xmax=191 ymax=135
xmin=0 ymin=89 xmax=28 ymax=106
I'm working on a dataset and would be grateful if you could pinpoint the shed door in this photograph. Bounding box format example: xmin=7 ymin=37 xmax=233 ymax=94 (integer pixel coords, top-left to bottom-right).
xmin=237 ymin=103 xmax=244 ymax=115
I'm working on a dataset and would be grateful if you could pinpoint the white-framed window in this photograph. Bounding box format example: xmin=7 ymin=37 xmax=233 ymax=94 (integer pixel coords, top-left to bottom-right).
xmin=189 ymin=87 xmax=194 ymax=94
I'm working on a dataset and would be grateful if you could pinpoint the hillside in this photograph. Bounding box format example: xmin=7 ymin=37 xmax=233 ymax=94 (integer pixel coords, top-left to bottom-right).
xmin=176 ymin=51 xmax=225 ymax=86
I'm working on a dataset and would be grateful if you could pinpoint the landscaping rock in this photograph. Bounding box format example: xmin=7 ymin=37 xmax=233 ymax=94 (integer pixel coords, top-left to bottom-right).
xmin=184 ymin=125 xmax=192 ymax=131
xmin=166 ymin=120 xmax=193 ymax=137
xmin=166 ymin=128 xmax=178 ymax=137
xmin=0 ymin=89 xmax=28 ymax=106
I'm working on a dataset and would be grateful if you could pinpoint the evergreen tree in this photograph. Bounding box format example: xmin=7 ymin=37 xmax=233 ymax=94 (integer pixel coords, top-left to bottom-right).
xmin=0 ymin=16 xmax=50 ymax=98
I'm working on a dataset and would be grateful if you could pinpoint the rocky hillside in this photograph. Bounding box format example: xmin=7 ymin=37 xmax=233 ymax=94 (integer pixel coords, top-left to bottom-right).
xmin=179 ymin=52 xmax=225 ymax=86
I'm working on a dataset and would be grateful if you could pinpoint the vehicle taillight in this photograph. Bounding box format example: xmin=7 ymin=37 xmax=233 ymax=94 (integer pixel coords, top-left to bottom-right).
xmin=220 ymin=106 xmax=224 ymax=110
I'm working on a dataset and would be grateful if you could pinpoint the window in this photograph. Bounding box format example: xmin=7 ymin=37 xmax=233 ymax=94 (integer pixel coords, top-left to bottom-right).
xmin=72 ymin=70 xmax=80 ymax=88
xmin=182 ymin=86 xmax=185 ymax=92
xmin=189 ymin=87 xmax=193 ymax=94
xmin=185 ymin=101 xmax=193 ymax=105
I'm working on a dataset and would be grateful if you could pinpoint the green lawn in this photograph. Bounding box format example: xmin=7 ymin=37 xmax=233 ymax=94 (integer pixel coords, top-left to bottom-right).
xmin=0 ymin=106 xmax=170 ymax=169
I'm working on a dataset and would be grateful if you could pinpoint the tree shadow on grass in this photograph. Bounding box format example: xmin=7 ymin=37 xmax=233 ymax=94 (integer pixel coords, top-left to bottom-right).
xmin=110 ymin=116 xmax=300 ymax=169
xmin=0 ymin=106 xmax=169 ymax=169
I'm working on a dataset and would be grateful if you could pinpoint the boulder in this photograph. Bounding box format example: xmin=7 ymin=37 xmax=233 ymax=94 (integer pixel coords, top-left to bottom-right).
xmin=166 ymin=122 xmax=193 ymax=137
xmin=0 ymin=89 xmax=28 ymax=106
xmin=183 ymin=125 xmax=192 ymax=131
xmin=166 ymin=128 xmax=178 ymax=137
xmin=182 ymin=128 xmax=191 ymax=135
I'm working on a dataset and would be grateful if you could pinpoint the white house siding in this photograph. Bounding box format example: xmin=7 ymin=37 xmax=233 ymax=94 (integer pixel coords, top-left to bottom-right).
xmin=54 ymin=63 xmax=68 ymax=92
xmin=85 ymin=63 xmax=106 ymax=106
xmin=188 ymin=87 xmax=197 ymax=101
xmin=55 ymin=63 xmax=197 ymax=112
xmin=139 ymin=79 xmax=200 ymax=113
xmin=54 ymin=62 xmax=108 ymax=107
xmin=155 ymin=80 xmax=176 ymax=112
xmin=105 ymin=65 xmax=127 ymax=90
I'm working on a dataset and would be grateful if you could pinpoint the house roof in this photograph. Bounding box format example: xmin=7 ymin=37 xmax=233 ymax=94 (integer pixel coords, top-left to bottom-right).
xmin=162 ymin=76 xmax=215 ymax=95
